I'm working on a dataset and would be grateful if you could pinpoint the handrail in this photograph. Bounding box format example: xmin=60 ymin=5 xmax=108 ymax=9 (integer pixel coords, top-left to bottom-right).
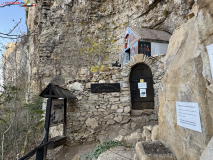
xmin=18 ymin=141 xmax=53 ymax=160
xmin=18 ymin=129 xmax=47 ymax=160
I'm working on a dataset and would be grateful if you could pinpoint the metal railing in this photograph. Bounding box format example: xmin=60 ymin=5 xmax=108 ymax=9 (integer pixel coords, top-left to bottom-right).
xmin=18 ymin=141 xmax=53 ymax=160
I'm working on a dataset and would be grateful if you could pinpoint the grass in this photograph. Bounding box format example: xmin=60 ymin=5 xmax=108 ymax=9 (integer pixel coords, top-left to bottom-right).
xmin=82 ymin=140 xmax=133 ymax=160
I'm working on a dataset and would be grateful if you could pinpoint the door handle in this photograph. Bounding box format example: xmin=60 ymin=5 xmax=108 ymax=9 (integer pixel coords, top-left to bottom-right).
xmin=133 ymin=89 xmax=136 ymax=94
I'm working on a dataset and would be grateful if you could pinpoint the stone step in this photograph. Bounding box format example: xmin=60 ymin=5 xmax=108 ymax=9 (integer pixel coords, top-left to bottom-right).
xmin=97 ymin=146 xmax=135 ymax=160
xmin=135 ymin=141 xmax=177 ymax=160
xmin=114 ymin=128 xmax=143 ymax=146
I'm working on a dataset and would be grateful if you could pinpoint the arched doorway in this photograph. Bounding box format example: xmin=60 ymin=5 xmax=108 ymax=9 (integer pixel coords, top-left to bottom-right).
xmin=129 ymin=63 xmax=154 ymax=110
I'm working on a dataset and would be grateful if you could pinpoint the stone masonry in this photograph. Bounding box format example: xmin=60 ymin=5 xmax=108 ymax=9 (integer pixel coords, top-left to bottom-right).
xmin=48 ymin=54 xmax=166 ymax=145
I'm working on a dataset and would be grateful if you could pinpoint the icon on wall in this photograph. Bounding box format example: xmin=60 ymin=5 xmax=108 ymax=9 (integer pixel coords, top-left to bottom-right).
xmin=140 ymin=79 xmax=144 ymax=83
xmin=138 ymin=42 xmax=151 ymax=57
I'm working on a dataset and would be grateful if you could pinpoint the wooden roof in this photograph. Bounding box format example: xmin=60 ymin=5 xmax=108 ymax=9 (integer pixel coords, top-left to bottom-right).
xmin=39 ymin=82 xmax=77 ymax=99
xmin=129 ymin=26 xmax=171 ymax=42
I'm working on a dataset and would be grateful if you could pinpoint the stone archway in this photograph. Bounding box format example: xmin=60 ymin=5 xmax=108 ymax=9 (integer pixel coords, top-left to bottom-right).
xmin=129 ymin=63 xmax=154 ymax=110
xmin=121 ymin=54 xmax=166 ymax=114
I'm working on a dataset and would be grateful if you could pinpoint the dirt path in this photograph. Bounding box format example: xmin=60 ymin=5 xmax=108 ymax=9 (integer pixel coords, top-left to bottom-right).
xmin=47 ymin=141 xmax=98 ymax=160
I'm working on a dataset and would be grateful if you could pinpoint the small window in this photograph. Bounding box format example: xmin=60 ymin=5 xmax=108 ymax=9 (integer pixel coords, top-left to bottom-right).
xmin=125 ymin=34 xmax=129 ymax=49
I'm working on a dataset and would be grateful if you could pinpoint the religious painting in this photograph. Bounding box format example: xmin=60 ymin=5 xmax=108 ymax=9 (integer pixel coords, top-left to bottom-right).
xmin=138 ymin=41 xmax=151 ymax=57
xmin=125 ymin=27 xmax=139 ymax=47
xmin=50 ymin=99 xmax=64 ymax=127
xmin=119 ymin=51 xmax=125 ymax=67
xmin=130 ymin=41 xmax=138 ymax=58
xmin=121 ymin=27 xmax=139 ymax=51
xmin=125 ymin=52 xmax=130 ymax=63
xmin=120 ymin=39 xmax=125 ymax=51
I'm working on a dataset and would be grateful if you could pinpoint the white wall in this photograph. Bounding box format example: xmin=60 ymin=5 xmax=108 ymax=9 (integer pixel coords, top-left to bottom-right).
xmin=151 ymin=42 xmax=169 ymax=56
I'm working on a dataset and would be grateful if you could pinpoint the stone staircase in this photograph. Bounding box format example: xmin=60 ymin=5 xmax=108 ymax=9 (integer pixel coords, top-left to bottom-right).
xmin=135 ymin=141 xmax=176 ymax=160
xmin=71 ymin=122 xmax=176 ymax=160
xmin=97 ymin=123 xmax=177 ymax=160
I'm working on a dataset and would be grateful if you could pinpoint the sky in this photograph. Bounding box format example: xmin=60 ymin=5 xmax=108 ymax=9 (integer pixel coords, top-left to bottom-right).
xmin=0 ymin=0 xmax=27 ymax=50
xmin=0 ymin=0 xmax=27 ymax=89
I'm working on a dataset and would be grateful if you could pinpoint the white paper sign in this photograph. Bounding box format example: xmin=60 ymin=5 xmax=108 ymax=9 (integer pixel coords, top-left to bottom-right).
xmin=176 ymin=102 xmax=202 ymax=132
xmin=140 ymin=89 xmax=146 ymax=97
xmin=123 ymin=83 xmax=128 ymax=88
xmin=138 ymin=82 xmax=147 ymax=88
xmin=206 ymin=43 xmax=213 ymax=79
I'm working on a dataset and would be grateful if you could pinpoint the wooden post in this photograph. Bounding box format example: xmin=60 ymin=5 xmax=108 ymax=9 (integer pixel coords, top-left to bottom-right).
xmin=63 ymin=98 xmax=67 ymax=137
xmin=36 ymin=148 xmax=44 ymax=160
xmin=43 ymin=89 xmax=53 ymax=160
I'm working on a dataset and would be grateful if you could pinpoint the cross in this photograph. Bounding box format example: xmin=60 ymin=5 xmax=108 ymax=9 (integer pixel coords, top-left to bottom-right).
xmin=138 ymin=66 xmax=144 ymax=76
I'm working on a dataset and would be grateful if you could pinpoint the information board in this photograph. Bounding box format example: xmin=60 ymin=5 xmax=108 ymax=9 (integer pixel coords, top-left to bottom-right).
xmin=140 ymin=89 xmax=146 ymax=97
xmin=138 ymin=82 xmax=147 ymax=88
xmin=176 ymin=102 xmax=202 ymax=132
xmin=50 ymin=99 xmax=64 ymax=127
xmin=207 ymin=43 xmax=213 ymax=79
xmin=123 ymin=83 xmax=128 ymax=88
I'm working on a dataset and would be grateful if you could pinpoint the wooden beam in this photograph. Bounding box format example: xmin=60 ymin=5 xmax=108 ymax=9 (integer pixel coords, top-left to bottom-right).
xmin=43 ymin=94 xmax=58 ymax=98
xmin=63 ymin=98 xmax=67 ymax=137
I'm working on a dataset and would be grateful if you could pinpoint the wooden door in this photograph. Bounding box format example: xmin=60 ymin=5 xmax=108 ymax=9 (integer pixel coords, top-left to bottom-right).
xmin=129 ymin=63 xmax=154 ymax=110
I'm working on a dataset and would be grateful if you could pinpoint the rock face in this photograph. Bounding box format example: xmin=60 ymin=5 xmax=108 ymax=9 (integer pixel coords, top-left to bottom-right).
xmin=158 ymin=2 xmax=213 ymax=160
xmin=2 ymin=40 xmax=28 ymax=87
xmin=200 ymin=137 xmax=213 ymax=160
xmin=26 ymin=0 xmax=193 ymax=89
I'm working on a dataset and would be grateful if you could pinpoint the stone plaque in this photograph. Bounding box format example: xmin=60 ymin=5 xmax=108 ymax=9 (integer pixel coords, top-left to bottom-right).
xmin=91 ymin=83 xmax=120 ymax=93
xmin=176 ymin=102 xmax=202 ymax=132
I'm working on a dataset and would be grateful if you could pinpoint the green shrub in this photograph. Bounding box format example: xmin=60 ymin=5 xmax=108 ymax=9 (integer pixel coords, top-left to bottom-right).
xmin=26 ymin=10 xmax=28 ymax=20
xmin=182 ymin=14 xmax=186 ymax=19
xmin=177 ymin=23 xmax=180 ymax=28
xmin=163 ymin=9 xmax=168 ymax=17
xmin=84 ymin=140 xmax=124 ymax=160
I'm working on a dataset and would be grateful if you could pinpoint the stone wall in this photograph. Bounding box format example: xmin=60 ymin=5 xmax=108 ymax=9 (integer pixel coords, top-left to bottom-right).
xmin=49 ymin=54 xmax=166 ymax=145
xmin=157 ymin=3 xmax=213 ymax=160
